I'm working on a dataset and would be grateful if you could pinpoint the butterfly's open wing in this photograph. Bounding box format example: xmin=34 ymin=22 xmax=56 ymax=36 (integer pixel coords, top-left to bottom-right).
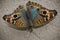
xmin=3 ymin=1 xmax=57 ymax=30
xmin=3 ymin=6 xmax=29 ymax=30
xmin=26 ymin=1 xmax=57 ymax=28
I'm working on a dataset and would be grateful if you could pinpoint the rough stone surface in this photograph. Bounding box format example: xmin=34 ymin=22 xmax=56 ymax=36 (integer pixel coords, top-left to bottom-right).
xmin=0 ymin=0 xmax=60 ymax=40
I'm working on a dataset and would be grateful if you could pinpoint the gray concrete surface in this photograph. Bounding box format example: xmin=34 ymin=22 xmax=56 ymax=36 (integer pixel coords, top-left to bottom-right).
xmin=0 ymin=0 xmax=60 ymax=40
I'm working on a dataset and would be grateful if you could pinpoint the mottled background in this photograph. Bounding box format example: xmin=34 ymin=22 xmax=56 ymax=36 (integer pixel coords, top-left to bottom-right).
xmin=0 ymin=0 xmax=60 ymax=40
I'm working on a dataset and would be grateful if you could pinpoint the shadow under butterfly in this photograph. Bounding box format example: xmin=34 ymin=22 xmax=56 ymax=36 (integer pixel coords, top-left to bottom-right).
xmin=3 ymin=1 xmax=57 ymax=32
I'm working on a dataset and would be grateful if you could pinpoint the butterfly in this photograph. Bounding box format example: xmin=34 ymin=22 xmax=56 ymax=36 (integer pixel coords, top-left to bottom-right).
xmin=3 ymin=1 xmax=57 ymax=32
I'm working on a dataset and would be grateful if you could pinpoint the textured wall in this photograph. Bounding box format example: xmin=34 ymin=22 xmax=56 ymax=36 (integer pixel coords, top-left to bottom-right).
xmin=0 ymin=0 xmax=60 ymax=40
